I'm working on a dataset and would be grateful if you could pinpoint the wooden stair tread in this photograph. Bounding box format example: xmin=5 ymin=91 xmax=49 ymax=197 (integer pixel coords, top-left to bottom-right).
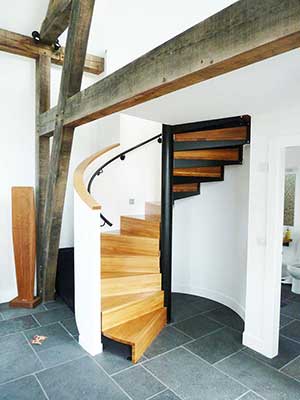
xmin=102 ymin=291 xmax=163 ymax=313
xmin=101 ymin=272 xmax=156 ymax=279
xmin=173 ymin=183 xmax=199 ymax=193
xmin=173 ymin=166 xmax=222 ymax=177
xmin=174 ymin=148 xmax=240 ymax=161
xmin=103 ymin=308 xmax=167 ymax=362
xmin=174 ymin=126 xmax=248 ymax=142
xmin=101 ymin=231 xmax=159 ymax=256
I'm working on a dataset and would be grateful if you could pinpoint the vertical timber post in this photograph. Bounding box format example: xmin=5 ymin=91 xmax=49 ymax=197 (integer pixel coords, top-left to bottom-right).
xmin=41 ymin=0 xmax=96 ymax=301
xmin=160 ymin=124 xmax=173 ymax=323
xmin=35 ymin=55 xmax=51 ymax=297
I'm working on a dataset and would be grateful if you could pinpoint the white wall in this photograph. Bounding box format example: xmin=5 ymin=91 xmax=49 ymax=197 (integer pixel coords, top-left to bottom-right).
xmin=244 ymin=103 xmax=300 ymax=357
xmin=90 ymin=114 xmax=162 ymax=230
xmin=0 ymin=54 xmax=118 ymax=303
xmin=173 ymin=147 xmax=250 ymax=318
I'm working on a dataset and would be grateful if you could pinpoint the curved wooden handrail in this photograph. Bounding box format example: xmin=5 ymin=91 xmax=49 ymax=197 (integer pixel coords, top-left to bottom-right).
xmin=73 ymin=143 xmax=120 ymax=210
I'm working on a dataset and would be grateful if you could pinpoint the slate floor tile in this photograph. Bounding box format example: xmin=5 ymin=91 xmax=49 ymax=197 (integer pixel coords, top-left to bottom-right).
xmin=144 ymin=348 xmax=246 ymax=400
xmin=244 ymin=336 xmax=300 ymax=369
xmin=217 ymin=351 xmax=300 ymax=400
xmin=281 ymin=302 xmax=300 ymax=320
xmin=184 ymin=327 xmax=243 ymax=364
xmin=43 ymin=297 xmax=66 ymax=311
xmin=94 ymin=337 xmax=143 ymax=375
xmin=281 ymin=356 xmax=300 ymax=381
xmin=290 ymin=293 xmax=300 ymax=303
xmin=150 ymin=390 xmax=181 ymax=400
xmin=0 ymin=375 xmax=47 ymax=400
xmin=173 ymin=313 xmax=222 ymax=339
xmin=170 ymin=301 xmax=204 ymax=323
xmin=193 ymin=297 xmax=223 ymax=313
xmin=280 ymin=320 xmax=300 ymax=343
xmin=34 ymin=306 xmax=74 ymax=325
xmin=0 ymin=315 xmax=38 ymax=337
xmin=24 ymin=323 xmax=74 ymax=352
xmin=0 ymin=304 xmax=46 ymax=320
xmin=145 ymin=326 xmax=191 ymax=358
xmin=0 ymin=332 xmax=28 ymax=356
xmin=204 ymin=306 xmax=245 ymax=332
xmin=0 ymin=347 xmax=43 ymax=384
xmin=60 ymin=317 xmax=79 ymax=336
xmin=38 ymin=341 xmax=86 ymax=368
xmin=113 ymin=365 xmax=166 ymax=400
xmin=280 ymin=314 xmax=294 ymax=328
xmin=37 ymin=356 xmax=128 ymax=400
xmin=172 ymin=293 xmax=201 ymax=304
xmin=239 ymin=392 xmax=265 ymax=400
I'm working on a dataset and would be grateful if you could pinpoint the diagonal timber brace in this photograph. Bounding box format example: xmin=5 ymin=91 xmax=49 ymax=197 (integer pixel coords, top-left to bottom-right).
xmin=40 ymin=0 xmax=95 ymax=301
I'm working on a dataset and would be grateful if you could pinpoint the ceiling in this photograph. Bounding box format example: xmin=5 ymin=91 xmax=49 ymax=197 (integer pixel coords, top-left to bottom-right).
xmin=125 ymin=49 xmax=300 ymax=125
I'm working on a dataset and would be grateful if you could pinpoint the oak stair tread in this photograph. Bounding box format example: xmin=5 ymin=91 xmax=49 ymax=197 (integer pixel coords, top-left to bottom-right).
xmin=174 ymin=147 xmax=240 ymax=161
xmin=101 ymin=272 xmax=155 ymax=278
xmin=103 ymin=307 xmax=167 ymax=363
xmin=102 ymin=291 xmax=163 ymax=313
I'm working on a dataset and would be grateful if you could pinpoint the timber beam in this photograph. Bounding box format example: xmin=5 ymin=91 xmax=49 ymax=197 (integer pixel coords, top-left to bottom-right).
xmin=0 ymin=28 xmax=104 ymax=75
xmin=39 ymin=0 xmax=300 ymax=136
xmin=40 ymin=0 xmax=72 ymax=45
xmin=41 ymin=0 xmax=95 ymax=300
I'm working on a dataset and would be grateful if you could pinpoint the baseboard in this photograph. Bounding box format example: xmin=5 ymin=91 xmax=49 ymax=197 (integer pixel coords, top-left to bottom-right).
xmin=79 ymin=334 xmax=103 ymax=356
xmin=172 ymin=283 xmax=245 ymax=320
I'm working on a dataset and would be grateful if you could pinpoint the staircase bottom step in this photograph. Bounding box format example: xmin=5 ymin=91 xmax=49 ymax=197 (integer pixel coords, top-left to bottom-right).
xmin=102 ymin=307 xmax=167 ymax=363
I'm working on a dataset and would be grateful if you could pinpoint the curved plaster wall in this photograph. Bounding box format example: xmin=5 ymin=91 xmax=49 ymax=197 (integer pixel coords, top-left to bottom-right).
xmin=172 ymin=146 xmax=250 ymax=319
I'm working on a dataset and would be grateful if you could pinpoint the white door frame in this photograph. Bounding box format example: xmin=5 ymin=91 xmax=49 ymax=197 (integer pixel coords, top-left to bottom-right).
xmin=263 ymin=134 xmax=300 ymax=357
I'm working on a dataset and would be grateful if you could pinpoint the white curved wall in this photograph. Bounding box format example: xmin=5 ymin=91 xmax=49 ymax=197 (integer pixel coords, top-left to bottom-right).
xmin=173 ymin=146 xmax=250 ymax=319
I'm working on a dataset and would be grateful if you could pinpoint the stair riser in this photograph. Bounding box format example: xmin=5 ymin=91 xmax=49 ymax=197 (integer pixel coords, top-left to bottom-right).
xmin=101 ymin=256 xmax=160 ymax=274
xmin=121 ymin=217 xmax=160 ymax=239
xmin=145 ymin=202 xmax=161 ymax=217
xmin=174 ymin=140 xmax=248 ymax=152
xmin=102 ymin=292 xmax=164 ymax=330
xmin=102 ymin=274 xmax=162 ymax=297
xmin=174 ymin=159 xmax=242 ymax=168
xmin=102 ymin=235 xmax=159 ymax=256
xmin=174 ymin=191 xmax=200 ymax=200
xmin=132 ymin=308 xmax=167 ymax=363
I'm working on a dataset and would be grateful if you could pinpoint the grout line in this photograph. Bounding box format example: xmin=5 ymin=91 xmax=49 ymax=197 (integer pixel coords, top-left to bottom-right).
xmin=183 ymin=346 xmax=251 ymax=394
xmin=141 ymin=364 xmax=185 ymax=400
xmin=21 ymin=331 xmax=46 ymax=370
xmin=0 ymin=372 xmax=37 ymax=388
xmin=170 ymin=325 xmax=194 ymax=339
xmin=279 ymin=354 xmax=300 ymax=371
xmin=214 ymin=348 xmax=245 ymax=366
xmin=145 ymin=388 xmax=168 ymax=400
xmin=88 ymin=355 xmax=133 ymax=400
xmin=280 ymin=319 xmax=296 ymax=329
xmin=58 ymin=321 xmax=79 ymax=343
xmin=280 ymin=333 xmax=300 ymax=345
xmin=234 ymin=391 xmax=251 ymax=400
xmin=31 ymin=314 xmax=42 ymax=327
xmin=34 ymin=374 xmax=50 ymax=400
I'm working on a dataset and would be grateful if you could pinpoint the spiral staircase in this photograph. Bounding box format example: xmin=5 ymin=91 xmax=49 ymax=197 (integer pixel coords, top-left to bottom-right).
xmin=98 ymin=115 xmax=251 ymax=363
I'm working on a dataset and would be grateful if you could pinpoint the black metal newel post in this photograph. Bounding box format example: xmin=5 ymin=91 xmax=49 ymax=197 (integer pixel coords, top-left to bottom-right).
xmin=160 ymin=124 xmax=173 ymax=323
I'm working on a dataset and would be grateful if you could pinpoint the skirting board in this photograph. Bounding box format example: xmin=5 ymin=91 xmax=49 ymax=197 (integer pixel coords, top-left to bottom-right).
xmin=172 ymin=284 xmax=245 ymax=320
xmin=79 ymin=334 xmax=103 ymax=356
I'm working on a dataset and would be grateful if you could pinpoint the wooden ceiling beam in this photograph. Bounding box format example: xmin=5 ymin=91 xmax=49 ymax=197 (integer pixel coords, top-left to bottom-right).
xmin=0 ymin=28 xmax=104 ymax=75
xmin=40 ymin=0 xmax=72 ymax=45
xmin=39 ymin=0 xmax=300 ymax=137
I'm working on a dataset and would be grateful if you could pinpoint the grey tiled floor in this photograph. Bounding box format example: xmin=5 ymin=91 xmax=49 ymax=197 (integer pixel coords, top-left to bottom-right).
xmin=0 ymin=287 xmax=300 ymax=399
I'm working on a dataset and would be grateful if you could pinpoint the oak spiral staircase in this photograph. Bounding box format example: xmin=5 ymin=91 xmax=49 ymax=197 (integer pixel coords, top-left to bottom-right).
xmin=87 ymin=116 xmax=250 ymax=363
